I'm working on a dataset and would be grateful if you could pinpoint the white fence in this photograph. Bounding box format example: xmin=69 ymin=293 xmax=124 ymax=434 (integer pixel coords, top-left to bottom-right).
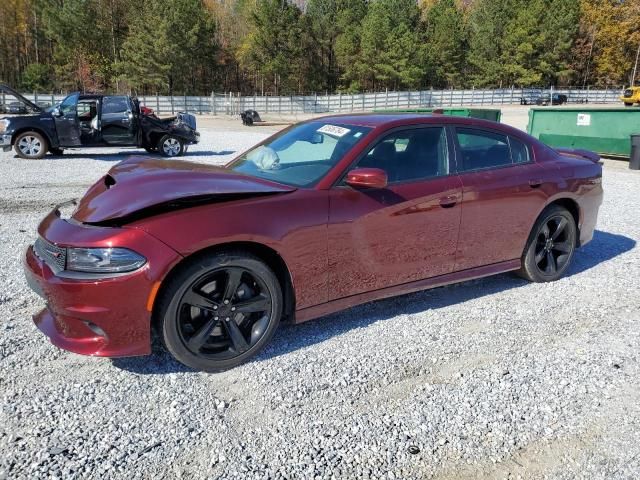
xmin=18 ymin=88 xmax=623 ymax=116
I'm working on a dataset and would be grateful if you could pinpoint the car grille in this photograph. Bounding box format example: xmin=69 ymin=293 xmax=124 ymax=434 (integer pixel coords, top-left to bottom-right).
xmin=34 ymin=237 xmax=66 ymax=272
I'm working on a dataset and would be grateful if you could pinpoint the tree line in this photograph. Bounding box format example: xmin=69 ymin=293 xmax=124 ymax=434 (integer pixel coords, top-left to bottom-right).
xmin=0 ymin=0 xmax=638 ymax=95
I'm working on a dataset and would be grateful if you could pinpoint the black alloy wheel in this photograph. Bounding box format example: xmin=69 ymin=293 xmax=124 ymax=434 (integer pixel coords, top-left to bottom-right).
xmin=159 ymin=252 xmax=282 ymax=372
xmin=533 ymin=216 xmax=573 ymax=276
xmin=518 ymin=205 xmax=576 ymax=282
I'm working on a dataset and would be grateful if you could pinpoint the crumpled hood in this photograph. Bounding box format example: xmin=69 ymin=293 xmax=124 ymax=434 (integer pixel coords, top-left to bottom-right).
xmin=72 ymin=157 xmax=295 ymax=224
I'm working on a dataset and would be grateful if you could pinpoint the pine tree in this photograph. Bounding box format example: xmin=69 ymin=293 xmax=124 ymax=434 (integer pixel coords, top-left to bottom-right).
xmin=334 ymin=0 xmax=368 ymax=91
xmin=358 ymin=0 xmax=425 ymax=90
xmin=118 ymin=0 xmax=171 ymax=92
xmin=499 ymin=0 xmax=547 ymax=86
xmin=119 ymin=0 xmax=216 ymax=94
xmin=307 ymin=0 xmax=341 ymax=91
xmin=42 ymin=0 xmax=111 ymax=91
xmin=20 ymin=63 xmax=52 ymax=91
xmin=538 ymin=0 xmax=580 ymax=85
xmin=466 ymin=0 xmax=517 ymax=86
xmin=239 ymin=0 xmax=316 ymax=94
xmin=424 ymin=0 xmax=467 ymax=88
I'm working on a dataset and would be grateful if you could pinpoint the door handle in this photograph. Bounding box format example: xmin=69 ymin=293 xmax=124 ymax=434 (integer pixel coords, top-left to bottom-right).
xmin=439 ymin=195 xmax=458 ymax=208
xmin=529 ymin=179 xmax=542 ymax=188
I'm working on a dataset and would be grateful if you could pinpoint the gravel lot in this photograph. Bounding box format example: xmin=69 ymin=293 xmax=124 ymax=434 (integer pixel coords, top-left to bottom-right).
xmin=1 ymin=112 xmax=639 ymax=479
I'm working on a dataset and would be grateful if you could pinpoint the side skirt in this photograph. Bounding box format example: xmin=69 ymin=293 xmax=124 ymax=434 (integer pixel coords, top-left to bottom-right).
xmin=293 ymin=259 xmax=521 ymax=324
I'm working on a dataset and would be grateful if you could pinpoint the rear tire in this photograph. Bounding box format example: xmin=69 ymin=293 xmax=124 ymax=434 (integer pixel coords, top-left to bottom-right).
xmin=158 ymin=251 xmax=283 ymax=372
xmin=624 ymin=103 xmax=633 ymax=107
xmin=517 ymin=205 xmax=577 ymax=283
xmin=158 ymin=135 xmax=184 ymax=157
xmin=14 ymin=131 xmax=48 ymax=159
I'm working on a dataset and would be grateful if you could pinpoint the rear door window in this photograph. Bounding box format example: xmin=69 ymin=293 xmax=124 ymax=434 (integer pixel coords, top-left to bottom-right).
xmin=102 ymin=96 xmax=130 ymax=115
xmin=455 ymin=128 xmax=530 ymax=172
xmin=509 ymin=136 xmax=530 ymax=164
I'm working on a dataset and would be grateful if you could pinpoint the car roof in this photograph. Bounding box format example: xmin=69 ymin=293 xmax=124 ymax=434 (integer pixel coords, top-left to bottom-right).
xmin=309 ymin=113 xmax=438 ymax=127
xmin=78 ymin=94 xmax=128 ymax=100
xmin=308 ymin=113 xmax=525 ymax=137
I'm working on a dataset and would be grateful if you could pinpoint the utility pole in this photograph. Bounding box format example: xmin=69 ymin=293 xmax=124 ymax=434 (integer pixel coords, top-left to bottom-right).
xmin=632 ymin=40 xmax=640 ymax=87
xmin=582 ymin=28 xmax=596 ymax=90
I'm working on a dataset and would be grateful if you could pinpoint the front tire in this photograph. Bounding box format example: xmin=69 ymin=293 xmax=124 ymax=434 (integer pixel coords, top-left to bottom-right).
xmin=518 ymin=205 xmax=577 ymax=282
xmin=624 ymin=103 xmax=633 ymax=107
xmin=158 ymin=135 xmax=184 ymax=157
xmin=158 ymin=251 xmax=283 ymax=372
xmin=14 ymin=131 xmax=48 ymax=159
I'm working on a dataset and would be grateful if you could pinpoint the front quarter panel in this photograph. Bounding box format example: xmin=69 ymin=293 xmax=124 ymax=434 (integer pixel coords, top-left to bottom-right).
xmin=133 ymin=190 xmax=330 ymax=310
xmin=7 ymin=113 xmax=59 ymax=147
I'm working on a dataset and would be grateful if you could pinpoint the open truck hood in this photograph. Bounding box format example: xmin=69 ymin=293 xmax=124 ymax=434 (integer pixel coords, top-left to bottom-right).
xmin=0 ymin=84 xmax=43 ymax=112
xmin=72 ymin=157 xmax=296 ymax=224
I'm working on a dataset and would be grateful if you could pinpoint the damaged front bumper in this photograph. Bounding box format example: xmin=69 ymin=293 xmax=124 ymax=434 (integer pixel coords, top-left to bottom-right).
xmin=0 ymin=134 xmax=12 ymax=151
xmin=23 ymin=206 xmax=182 ymax=357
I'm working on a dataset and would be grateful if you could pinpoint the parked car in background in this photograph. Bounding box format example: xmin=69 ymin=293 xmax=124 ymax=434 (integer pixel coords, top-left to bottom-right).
xmin=24 ymin=113 xmax=603 ymax=372
xmin=0 ymin=84 xmax=199 ymax=159
xmin=621 ymin=86 xmax=640 ymax=106
xmin=520 ymin=94 xmax=538 ymax=105
xmin=535 ymin=93 xmax=568 ymax=106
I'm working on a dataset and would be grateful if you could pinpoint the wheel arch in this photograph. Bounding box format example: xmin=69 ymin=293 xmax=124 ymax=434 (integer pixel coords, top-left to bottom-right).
xmin=543 ymin=197 xmax=582 ymax=246
xmin=145 ymin=131 xmax=164 ymax=149
xmin=12 ymin=127 xmax=54 ymax=148
xmin=151 ymin=241 xmax=296 ymax=333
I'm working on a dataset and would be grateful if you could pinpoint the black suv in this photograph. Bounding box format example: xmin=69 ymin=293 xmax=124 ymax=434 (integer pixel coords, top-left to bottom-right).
xmin=0 ymin=85 xmax=199 ymax=159
xmin=535 ymin=92 xmax=568 ymax=106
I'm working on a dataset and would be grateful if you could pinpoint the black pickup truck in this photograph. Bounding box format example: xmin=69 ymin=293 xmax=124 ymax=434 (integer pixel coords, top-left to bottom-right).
xmin=0 ymin=85 xmax=199 ymax=159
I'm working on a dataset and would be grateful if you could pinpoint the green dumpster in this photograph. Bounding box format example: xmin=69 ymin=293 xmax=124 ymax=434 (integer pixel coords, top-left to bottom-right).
xmin=373 ymin=108 xmax=502 ymax=123
xmin=527 ymin=107 xmax=639 ymax=157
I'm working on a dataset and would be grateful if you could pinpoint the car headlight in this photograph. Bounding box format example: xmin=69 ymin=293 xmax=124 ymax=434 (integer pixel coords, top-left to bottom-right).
xmin=66 ymin=247 xmax=146 ymax=273
xmin=0 ymin=119 xmax=9 ymax=134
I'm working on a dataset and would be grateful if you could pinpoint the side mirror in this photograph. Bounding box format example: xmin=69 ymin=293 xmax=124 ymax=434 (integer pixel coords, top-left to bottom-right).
xmin=52 ymin=107 xmax=63 ymax=117
xmin=345 ymin=168 xmax=388 ymax=189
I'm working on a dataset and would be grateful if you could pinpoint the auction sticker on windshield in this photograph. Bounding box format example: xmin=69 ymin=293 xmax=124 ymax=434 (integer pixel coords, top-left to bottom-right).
xmin=317 ymin=124 xmax=351 ymax=137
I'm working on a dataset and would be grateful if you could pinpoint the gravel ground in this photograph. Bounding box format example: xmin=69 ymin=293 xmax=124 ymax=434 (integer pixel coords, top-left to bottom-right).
xmin=0 ymin=115 xmax=639 ymax=479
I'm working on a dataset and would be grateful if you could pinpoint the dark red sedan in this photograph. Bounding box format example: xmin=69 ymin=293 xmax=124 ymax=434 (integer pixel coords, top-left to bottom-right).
xmin=24 ymin=114 xmax=603 ymax=371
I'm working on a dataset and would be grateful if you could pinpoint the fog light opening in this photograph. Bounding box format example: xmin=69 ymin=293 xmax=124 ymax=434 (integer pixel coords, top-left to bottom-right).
xmin=83 ymin=321 xmax=107 ymax=338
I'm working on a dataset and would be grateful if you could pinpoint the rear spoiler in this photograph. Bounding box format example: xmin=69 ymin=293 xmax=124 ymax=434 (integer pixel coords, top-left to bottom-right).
xmin=555 ymin=147 xmax=601 ymax=164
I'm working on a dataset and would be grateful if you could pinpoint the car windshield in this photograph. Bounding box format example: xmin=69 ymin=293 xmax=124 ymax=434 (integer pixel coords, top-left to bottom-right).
xmin=227 ymin=121 xmax=373 ymax=187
